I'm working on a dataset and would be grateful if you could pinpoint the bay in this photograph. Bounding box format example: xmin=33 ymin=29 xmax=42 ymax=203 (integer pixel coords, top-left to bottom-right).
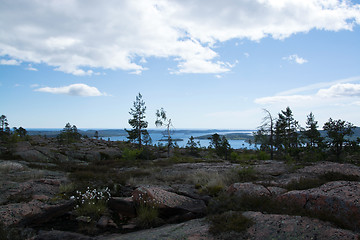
xmin=105 ymin=129 xmax=257 ymax=149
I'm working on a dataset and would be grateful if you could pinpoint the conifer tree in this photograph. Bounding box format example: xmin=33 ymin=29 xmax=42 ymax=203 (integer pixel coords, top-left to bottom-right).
xmin=126 ymin=93 xmax=148 ymax=148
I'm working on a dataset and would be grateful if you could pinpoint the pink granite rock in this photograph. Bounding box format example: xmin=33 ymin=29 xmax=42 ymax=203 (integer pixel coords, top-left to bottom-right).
xmin=278 ymin=181 xmax=360 ymax=232
xmin=243 ymin=211 xmax=359 ymax=239
xmin=228 ymin=182 xmax=287 ymax=197
xmin=132 ymin=186 xmax=206 ymax=215
xmin=0 ymin=199 xmax=74 ymax=226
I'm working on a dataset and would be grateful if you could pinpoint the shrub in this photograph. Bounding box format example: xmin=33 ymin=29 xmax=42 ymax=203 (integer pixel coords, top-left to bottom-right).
xmin=208 ymin=211 xmax=253 ymax=235
xmin=236 ymin=167 xmax=258 ymax=182
xmin=257 ymin=151 xmax=270 ymax=160
xmin=122 ymin=148 xmax=142 ymax=161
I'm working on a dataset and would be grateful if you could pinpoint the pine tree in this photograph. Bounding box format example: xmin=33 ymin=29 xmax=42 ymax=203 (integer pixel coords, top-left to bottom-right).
xmin=125 ymin=93 xmax=148 ymax=148
xmin=323 ymin=118 xmax=355 ymax=160
xmin=304 ymin=112 xmax=322 ymax=148
xmin=275 ymin=107 xmax=300 ymax=155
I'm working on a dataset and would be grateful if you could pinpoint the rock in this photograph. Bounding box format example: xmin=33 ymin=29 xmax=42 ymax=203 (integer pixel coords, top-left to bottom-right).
xmin=243 ymin=211 xmax=359 ymax=239
xmin=298 ymin=161 xmax=360 ymax=177
xmin=76 ymin=216 xmax=92 ymax=223
xmin=0 ymin=199 xmax=75 ymax=227
xmin=97 ymin=216 xmax=118 ymax=229
xmin=14 ymin=149 xmax=48 ymax=162
xmin=253 ymin=160 xmax=288 ymax=176
xmin=0 ymin=177 xmax=66 ymax=205
xmin=132 ymin=186 xmax=206 ymax=217
xmin=228 ymin=182 xmax=287 ymax=197
xmin=34 ymin=230 xmax=93 ymax=240
xmin=96 ymin=218 xmax=213 ymax=240
xmin=278 ymin=181 xmax=360 ymax=232
xmin=108 ymin=197 xmax=136 ymax=218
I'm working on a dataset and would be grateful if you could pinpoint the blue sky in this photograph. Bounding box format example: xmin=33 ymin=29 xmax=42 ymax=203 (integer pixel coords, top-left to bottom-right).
xmin=1 ymin=0 xmax=360 ymax=129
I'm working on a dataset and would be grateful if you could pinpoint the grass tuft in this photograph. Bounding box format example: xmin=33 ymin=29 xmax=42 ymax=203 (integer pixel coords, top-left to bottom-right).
xmin=208 ymin=211 xmax=253 ymax=235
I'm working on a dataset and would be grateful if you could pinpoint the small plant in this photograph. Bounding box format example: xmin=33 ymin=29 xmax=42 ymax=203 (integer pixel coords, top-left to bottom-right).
xmin=134 ymin=193 xmax=163 ymax=228
xmin=59 ymin=183 xmax=76 ymax=196
xmin=236 ymin=167 xmax=258 ymax=182
xmin=72 ymin=187 xmax=111 ymax=221
xmin=208 ymin=211 xmax=253 ymax=235
xmin=257 ymin=150 xmax=270 ymax=160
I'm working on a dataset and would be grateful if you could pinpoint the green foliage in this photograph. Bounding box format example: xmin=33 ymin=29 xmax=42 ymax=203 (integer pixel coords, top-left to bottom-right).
xmin=200 ymin=184 xmax=224 ymax=197
xmin=323 ymin=118 xmax=355 ymax=160
xmin=209 ymin=133 xmax=232 ymax=160
xmin=136 ymin=204 xmax=162 ymax=229
xmin=230 ymin=151 xmax=258 ymax=163
xmin=257 ymin=150 xmax=270 ymax=160
xmin=275 ymin=107 xmax=301 ymax=157
xmin=303 ymin=112 xmax=323 ymax=148
xmin=208 ymin=211 xmax=253 ymax=235
xmin=186 ymin=136 xmax=199 ymax=156
xmin=285 ymin=172 xmax=360 ymax=191
xmin=122 ymin=148 xmax=143 ymax=161
xmin=236 ymin=167 xmax=258 ymax=182
xmin=125 ymin=93 xmax=149 ymax=148
xmin=73 ymin=187 xmax=111 ymax=221
xmin=57 ymin=123 xmax=81 ymax=144
xmin=135 ymin=193 xmax=163 ymax=229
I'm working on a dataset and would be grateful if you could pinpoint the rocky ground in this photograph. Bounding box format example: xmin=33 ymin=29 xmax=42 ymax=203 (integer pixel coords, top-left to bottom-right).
xmin=0 ymin=137 xmax=360 ymax=239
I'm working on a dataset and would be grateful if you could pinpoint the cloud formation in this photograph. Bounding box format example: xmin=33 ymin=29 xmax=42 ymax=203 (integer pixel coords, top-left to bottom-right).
xmin=0 ymin=59 xmax=21 ymax=65
xmin=0 ymin=0 xmax=359 ymax=75
xmin=35 ymin=84 xmax=105 ymax=97
xmin=283 ymin=54 xmax=308 ymax=64
xmin=255 ymin=83 xmax=360 ymax=105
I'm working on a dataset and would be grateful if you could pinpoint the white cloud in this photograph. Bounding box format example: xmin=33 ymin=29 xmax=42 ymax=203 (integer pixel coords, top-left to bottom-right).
xmin=35 ymin=83 xmax=106 ymax=97
xmin=26 ymin=64 xmax=38 ymax=71
xmin=283 ymin=54 xmax=308 ymax=64
xmin=244 ymin=52 xmax=250 ymax=58
xmin=317 ymin=83 xmax=360 ymax=97
xmin=0 ymin=0 xmax=359 ymax=75
xmin=30 ymin=84 xmax=39 ymax=88
xmin=255 ymin=82 xmax=360 ymax=105
xmin=0 ymin=59 xmax=21 ymax=65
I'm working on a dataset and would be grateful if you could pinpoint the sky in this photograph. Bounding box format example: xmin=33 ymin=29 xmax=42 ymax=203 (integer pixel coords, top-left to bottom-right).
xmin=1 ymin=0 xmax=360 ymax=130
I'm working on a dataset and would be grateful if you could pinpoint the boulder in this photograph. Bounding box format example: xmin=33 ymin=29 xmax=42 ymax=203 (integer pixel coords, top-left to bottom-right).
xmin=96 ymin=216 xmax=118 ymax=229
xmin=0 ymin=178 xmax=65 ymax=205
xmin=228 ymin=182 xmax=287 ymax=197
xmin=34 ymin=230 xmax=93 ymax=240
xmin=278 ymin=181 xmax=360 ymax=232
xmin=298 ymin=161 xmax=360 ymax=177
xmin=243 ymin=211 xmax=359 ymax=239
xmin=14 ymin=149 xmax=48 ymax=162
xmin=108 ymin=197 xmax=136 ymax=218
xmin=0 ymin=199 xmax=75 ymax=227
xmin=96 ymin=218 xmax=213 ymax=240
xmin=132 ymin=186 xmax=206 ymax=217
